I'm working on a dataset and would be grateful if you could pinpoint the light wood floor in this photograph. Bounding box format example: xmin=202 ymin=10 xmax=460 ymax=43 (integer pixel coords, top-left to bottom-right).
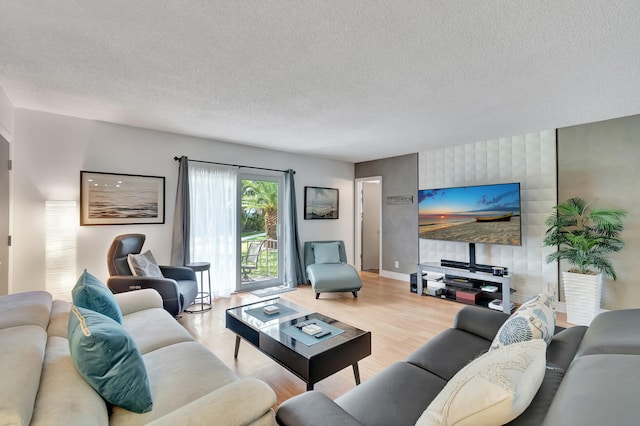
xmin=177 ymin=272 xmax=569 ymax=408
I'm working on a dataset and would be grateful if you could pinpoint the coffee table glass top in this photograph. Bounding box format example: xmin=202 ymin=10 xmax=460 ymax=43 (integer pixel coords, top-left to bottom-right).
xmin=226 ymin=297 xmax=312 ymax=329
xmin=226 ymin=297 xmax=369 ymax=357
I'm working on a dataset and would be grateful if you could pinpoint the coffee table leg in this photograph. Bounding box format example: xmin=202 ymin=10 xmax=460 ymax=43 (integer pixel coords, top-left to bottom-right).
xmin=353 ymin=363 xmax=361 ymax=386
xmin=307 ymin=382 xmax=314 ymax=391
xmin=234 ymin=335 xmax=241 ymax=358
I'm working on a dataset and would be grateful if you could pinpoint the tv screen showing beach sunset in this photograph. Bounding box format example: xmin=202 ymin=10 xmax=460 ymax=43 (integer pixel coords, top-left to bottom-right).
xmin=418 ymin=183 xmax=522 ymax=246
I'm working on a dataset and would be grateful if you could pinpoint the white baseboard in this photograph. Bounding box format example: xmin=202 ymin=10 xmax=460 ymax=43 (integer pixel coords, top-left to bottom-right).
xmin=379 ymin=270 xmax=411 ymax=282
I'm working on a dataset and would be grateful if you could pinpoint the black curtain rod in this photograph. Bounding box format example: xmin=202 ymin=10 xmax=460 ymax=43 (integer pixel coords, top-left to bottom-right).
xmin=173 ymin=156 xmax=294 ymax=174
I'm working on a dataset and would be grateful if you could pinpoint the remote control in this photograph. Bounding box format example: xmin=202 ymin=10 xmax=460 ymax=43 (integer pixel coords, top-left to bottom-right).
xmin=314 ymin=330 xmax=331 ymax=338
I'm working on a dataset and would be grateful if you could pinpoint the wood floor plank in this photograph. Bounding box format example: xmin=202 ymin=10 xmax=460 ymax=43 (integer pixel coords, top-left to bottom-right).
xmin=177 ymin=272 xmax=569 ymax=408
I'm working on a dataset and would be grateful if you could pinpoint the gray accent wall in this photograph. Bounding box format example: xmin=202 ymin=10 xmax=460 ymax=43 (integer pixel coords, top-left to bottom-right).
xmin=557 ymin=114 xmax=640 ymax=310
xmin=355 ymin=154 xmax=418 ymax=275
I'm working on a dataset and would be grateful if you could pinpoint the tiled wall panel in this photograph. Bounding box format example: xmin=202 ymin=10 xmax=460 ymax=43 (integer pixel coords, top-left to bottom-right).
xmin=418 ymin=132 xmax=558 ymax=302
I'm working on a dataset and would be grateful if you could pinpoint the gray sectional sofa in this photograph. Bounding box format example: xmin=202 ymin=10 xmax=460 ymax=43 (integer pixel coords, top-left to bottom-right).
xmin=0 ymin=289 xmax=276 ymax=425
xmin=277 ymin=305 xmax=640 ymax=426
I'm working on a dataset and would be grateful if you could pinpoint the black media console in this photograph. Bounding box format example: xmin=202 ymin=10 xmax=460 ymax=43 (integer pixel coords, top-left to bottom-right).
xmin=416 ymin=261 xmax=514 ymax=313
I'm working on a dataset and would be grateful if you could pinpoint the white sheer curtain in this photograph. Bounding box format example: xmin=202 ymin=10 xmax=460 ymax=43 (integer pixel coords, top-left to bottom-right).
xmin=188 ymin=162 xmax=237 ymax=298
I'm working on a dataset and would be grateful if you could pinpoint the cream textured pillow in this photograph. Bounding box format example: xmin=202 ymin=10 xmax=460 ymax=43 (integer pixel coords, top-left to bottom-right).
xmin=127 ymin=250 xmax=163 ymax=278
xmin=490 ymin=293 xmax=556 ymax=350
xmin=415 ymin=339 xmax=546 ymax=426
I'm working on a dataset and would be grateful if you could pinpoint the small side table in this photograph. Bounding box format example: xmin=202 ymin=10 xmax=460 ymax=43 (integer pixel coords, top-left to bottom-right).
xmin=185 ymin=262 xmax=212 ymax=313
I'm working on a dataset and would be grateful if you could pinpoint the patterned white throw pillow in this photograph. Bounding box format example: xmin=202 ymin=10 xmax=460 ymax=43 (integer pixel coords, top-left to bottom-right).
xmin=127 ymin=250 xmax=163 ymax=278
xmin=416 ymin=339 xmax=547 ymax=426
xmin=490 ymin=293 xmax=556 ymax=350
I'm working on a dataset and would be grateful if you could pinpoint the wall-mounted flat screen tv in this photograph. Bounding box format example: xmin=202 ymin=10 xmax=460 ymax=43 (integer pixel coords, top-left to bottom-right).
xmin=418 ymin=182 xmax=522 ymax=246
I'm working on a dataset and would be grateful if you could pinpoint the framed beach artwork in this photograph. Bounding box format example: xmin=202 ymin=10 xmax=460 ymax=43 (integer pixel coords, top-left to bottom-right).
xmin=304 ymin=186 xmax=339 ymax=220
xmin=80 ymin=171 xmax=165 ymax=225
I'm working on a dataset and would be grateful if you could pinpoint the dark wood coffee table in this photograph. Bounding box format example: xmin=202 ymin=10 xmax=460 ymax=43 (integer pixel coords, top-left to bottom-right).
xmin=225 ymin=298 xmax=371 ymax=391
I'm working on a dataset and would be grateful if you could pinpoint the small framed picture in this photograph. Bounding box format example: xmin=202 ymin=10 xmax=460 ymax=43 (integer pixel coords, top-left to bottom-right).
xmin=80 ymin=171 xmax=165 ymax=225
xmin=304 ymin=186 xmax=339 ymax=220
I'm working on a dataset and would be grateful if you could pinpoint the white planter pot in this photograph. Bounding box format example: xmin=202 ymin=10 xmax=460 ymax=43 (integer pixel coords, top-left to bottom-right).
xmin=562 ymin=271 xmax=603 ymax=326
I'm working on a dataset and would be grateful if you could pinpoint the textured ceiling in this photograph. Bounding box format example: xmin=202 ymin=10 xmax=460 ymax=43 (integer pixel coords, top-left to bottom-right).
xmin=1 ymin=1 xmax=639 ymax=162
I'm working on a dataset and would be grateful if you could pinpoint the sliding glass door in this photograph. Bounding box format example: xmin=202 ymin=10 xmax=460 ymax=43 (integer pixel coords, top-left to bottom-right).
xmin=237 ymin=173 xmax=283 ymax=291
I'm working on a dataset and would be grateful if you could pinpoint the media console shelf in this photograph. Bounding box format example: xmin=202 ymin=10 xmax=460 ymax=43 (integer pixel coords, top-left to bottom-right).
xmin=417 ymin=262 xmax=513 ymax=314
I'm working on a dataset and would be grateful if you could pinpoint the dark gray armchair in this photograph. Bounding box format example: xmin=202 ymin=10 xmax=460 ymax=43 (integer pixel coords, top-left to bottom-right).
xmin=106 ymin=234 xmax=198 ymax=317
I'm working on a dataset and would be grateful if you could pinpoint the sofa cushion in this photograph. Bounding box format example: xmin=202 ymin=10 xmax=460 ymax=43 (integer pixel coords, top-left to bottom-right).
xmin=506 ymin=326 xmax=589 ymax=425
xmin=122 ymin=307 xmax=193 ymax=354
xmin=505 ymin=367 xmax=565 ymax=426
xmin=0 ymin=290 xmax=52 ymax=330
xmin=491 ymin=293 xmax=555 ymax=350
xmin=544 ymin=326 xmax=588 ymax=371
xmin=335 ymin=362 xmax=447 ymax=426
xmin=113 ymin=288 xmax=164 ymax=316
xmin=30 ymin=336 xmax=108 ymax=426
xmin=0 ymin=325 xmax=47 ymax=426
xmin=453 ymin=305 xmax=509 ymax=341
xmin=68 ymin=305 xmax=153 ymax=413
xmin=416 ymin=339 xmax=547 ymax=426
xmin=575 ymin=308 xmax=640 ymax=357
xmin=277 ymin=391 xmax=362 ymax=426
xmin=128 ymin=250 xmax=164 ymax=278
xmin=146 ymin=379 xmax=277 ymax=426
xmin=542 ymin=354 xmax=640 ymax=426
xmin=311 ymin=242 xmax=342 ymax=264
xmin=0 ymin=325 xmax=47 ymax=425
xmin=47 ymin=300 xmax=72 ymax=338
xmin=110 ymin=341 xmax=241 ymax=424
xmin=71 ymin=270 xmax=123 ymax=324
xmin=405 ymin=328 xmax=493 ymax=381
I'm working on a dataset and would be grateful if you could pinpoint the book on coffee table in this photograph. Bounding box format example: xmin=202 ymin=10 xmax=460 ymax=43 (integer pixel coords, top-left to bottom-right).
xmin=263 ymin=305 xmax=280 ymax=315
xmin=301 ymin=324 xmax=323 ymax=335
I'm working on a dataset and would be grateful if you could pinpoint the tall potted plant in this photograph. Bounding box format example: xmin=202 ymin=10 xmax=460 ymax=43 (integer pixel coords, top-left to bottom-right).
xmin=543 ymin=197 xmax=627 ymax=325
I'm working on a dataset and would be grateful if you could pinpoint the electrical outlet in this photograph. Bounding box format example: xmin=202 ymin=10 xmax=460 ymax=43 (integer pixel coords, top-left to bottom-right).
xmin=394 ymin=260 xmax=399 ymax=268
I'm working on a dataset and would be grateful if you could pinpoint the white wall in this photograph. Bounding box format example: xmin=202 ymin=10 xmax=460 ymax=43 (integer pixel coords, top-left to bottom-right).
xmin=558 ymin=115 xmax=640 ymax=310
xmin=11 ymin=109 xmax=354 ymax=294
xmin=418 ymin=132 xmax=558 ymax=303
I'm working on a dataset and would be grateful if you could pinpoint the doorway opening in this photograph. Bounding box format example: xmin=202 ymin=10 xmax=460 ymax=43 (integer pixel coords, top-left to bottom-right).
xmin=355 ymin=177 xmax=382 ymax=274
xmin=237 ymin=173 xmax=283 ymax=292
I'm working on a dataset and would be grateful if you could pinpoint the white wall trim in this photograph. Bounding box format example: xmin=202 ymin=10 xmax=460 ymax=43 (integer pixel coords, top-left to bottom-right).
xmin=354 ymin=176 xmax=382 ymax=272
xmin=379 ymin=269 xmax=410 ymax=283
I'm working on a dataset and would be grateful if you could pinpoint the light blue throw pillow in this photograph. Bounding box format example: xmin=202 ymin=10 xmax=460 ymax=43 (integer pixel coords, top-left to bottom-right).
xmin=68 ymin=305 xmax=153 ymax=413
xmin=312 ymin=242 xmax=342 ymax=264
xmin=72 ymin=269 xmax=123 ymax=324
xmin=490 ymin=293 xmax=556 ymax=350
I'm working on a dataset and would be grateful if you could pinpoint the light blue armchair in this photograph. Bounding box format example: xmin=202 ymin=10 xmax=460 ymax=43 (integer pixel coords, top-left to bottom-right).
xmin=304 ymin=240 xmax=363 ymax=299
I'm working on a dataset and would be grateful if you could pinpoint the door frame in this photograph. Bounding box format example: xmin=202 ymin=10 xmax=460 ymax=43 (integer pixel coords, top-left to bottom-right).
xmin=236 ymin=171 xmax=284 ymax=292
xmin=0 ymin=132 xmax=10 ymax=295
xmin=354 ymin=176 xmax=382 ymax=272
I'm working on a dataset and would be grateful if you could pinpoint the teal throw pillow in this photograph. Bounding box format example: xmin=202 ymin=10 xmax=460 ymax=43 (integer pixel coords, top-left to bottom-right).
xmin=490 ymin=293 xmax=556 ymax=350
xmin=68 ymin=305 xmax=153 ymax=413
xmin=312 ymin=242 xmax=342 ymax=264
xmin=72 ymin=269 xmax=123 ymax=324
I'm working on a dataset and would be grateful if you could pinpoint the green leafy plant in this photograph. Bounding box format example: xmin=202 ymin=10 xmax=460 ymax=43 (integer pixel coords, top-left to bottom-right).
xmin=543 ymin=197 xmax=627 ymax=279
xmin=242 ymin=180 xmax=278 ymax=239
